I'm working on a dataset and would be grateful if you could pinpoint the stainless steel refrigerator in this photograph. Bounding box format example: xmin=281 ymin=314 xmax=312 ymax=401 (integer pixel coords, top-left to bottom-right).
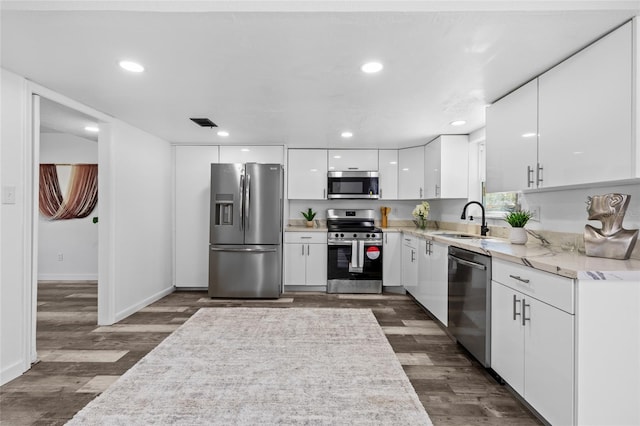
xmin=208 ymin=163 xmax=283 ymax=298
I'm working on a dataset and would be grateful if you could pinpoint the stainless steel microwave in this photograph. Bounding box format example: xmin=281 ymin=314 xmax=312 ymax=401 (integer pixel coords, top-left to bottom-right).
xmin=327 ymin=171 xmax=379 ymax=199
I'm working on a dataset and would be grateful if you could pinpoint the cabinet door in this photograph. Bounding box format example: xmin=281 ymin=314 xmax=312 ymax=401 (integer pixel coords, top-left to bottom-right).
xmin=428 ymin=241 xmax=448 ymax=326
xmin=328 ymin=149 xmax=378 ymax=171
xmin=439 ymin=135 xmax=469 ymax=199
xmin=219 ymin=145 xmax=284 ymax=164
xmin=538 ymin=22 xmax=632 ymax=187
xmin=398 ymin=146 xmax=425 ymax=199
xmin=382 ymin=232 xmax=402 ymax=286
xmin=401 ymin=237 xmax=418 ymax=294
xmin=491 ymin=281 xmax=525 ymax=394
xmin=305 ymin=243 xmax=327 ymax=286
xmin=378 ymin=150 xmax=398 ymax=200
xmin=424 ymin=140 xmax=440 ymax=199
xmin=417 ymin=239 xmax=430 ymax=307
xmin=284 ymin=243 xmax=307 ymax=285
xmin=485 ymin=79 xmax=538 ymax=193
xmin=175 ymin=145 xmax=219 ymax=288
xmin=287 ymin=149 xmax=327 ymax=199
xmin=524 ymin=297 xmax=574 ymax=426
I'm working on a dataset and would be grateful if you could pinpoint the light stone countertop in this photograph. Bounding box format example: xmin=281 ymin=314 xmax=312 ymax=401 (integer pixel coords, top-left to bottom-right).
xmin=285 ymin=225 xmax=640 ymax=280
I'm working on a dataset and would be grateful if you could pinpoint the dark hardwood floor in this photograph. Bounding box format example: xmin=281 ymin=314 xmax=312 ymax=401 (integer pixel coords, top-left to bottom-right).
xmin=0 ymin=282 xmax=541 ymax=425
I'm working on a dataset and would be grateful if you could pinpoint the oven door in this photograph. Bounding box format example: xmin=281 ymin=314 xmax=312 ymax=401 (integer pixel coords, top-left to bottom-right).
xmin=327 ymin=171 xmax=379 ymax=199
xmin=327 ymin=241 xmax=382 ymax=293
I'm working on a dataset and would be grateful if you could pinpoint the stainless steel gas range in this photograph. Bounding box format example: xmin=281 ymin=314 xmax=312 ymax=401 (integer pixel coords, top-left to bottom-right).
xmin=326 ymin=209 xmax=383 ymax=294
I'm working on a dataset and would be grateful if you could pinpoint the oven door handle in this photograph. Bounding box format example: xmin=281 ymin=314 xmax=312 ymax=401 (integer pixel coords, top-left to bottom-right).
xmin=350 ymin=240 xmax=359 ymax=269
xmin=448 ymin=254 xmax=486 ymax=270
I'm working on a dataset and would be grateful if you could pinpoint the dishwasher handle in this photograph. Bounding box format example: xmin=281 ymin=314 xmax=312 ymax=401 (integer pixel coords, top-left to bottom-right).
xmin=448 ymin=254 xmax=487 ymax=270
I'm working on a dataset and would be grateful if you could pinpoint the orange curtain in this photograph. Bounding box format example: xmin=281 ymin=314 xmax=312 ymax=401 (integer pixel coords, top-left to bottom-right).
xmin=39 ymin=164 xmax=98 ymax=220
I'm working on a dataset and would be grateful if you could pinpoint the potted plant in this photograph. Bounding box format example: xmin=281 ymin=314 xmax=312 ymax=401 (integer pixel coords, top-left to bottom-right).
xmin=301 ymin=208 xmax=316 ymax=228
xmin=503 ymin=210 xmax=533 ymax=244
xmin=412 ymin=201 xmax=430 ymax=230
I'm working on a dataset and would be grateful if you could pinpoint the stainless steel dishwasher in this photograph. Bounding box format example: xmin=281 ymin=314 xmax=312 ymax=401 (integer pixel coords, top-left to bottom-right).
xmin=448 ymin=246 xmax=491 ymax=368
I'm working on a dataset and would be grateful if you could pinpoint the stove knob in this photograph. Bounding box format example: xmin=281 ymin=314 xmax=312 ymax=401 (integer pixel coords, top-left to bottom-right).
xmin=353 ymin=234 xmax=357 ymax=238
xmin=366 ymin=234 xmax=371 ymax=238
xmin=335 ymin=233 xmax=339 ymax=238
xmin=340 ymin=233 xmax=344 ymax=238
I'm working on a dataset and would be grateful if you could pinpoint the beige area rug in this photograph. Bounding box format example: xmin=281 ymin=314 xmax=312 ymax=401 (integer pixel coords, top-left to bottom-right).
xmin=67 ymin=308 xmax=432 ymax=425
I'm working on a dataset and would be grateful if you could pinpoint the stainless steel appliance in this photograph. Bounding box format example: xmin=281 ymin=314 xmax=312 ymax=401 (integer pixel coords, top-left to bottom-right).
xmin=327 ymin=171 xmax=379 ymax=199
xmin=447 ymin=246 xmax=491 ymax=367
xmin=326 ymin=209 xmax=383 ymax=293
xmin=208 ymin=163 xmax=283 ymax=298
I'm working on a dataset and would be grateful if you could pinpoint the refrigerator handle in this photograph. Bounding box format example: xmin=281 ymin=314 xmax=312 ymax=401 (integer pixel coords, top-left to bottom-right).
xmin=245 ymin=172 xmax=251 ymax=231
xmin=239 ymin=174 xmax=245 ymax=231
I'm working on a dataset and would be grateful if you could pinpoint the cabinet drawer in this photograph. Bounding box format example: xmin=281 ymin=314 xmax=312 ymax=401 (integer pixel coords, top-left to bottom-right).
xmin=284 ymin=232 xmax=327 ymax=244
xmin=492 ymin=258 xmax=574 ymax=314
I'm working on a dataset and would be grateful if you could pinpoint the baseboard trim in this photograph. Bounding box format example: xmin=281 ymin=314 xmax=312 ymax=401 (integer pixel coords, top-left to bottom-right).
xmin=37 ymin=273 xmax=98 ymax=281
xmin=114 ymin=285 xmax=175 ymax=323
xmin=0 ymin=359 xmax=27 ymax=386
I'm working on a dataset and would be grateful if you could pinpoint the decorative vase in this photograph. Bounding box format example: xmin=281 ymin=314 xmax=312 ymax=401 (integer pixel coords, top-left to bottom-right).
xmin=306 ymin=221 xmax=314 ymax=228
xmin=510 ymin=227 xmax=528 ymax=245
xmin=413 ymin=217 xmax=427 ymax=230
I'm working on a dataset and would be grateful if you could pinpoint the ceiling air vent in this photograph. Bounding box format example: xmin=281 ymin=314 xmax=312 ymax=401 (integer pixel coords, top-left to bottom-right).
xmin=190 ymin=118 xmax=218 ymax=128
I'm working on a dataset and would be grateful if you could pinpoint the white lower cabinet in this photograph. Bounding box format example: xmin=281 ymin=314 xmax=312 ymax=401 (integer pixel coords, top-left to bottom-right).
xmin=284 ymin=232 xmax=327 ymax=286
xmin=417 ymin=239 xmax=448 ymax=325
xmin=401 ymin=235 xmax=418 ymax=294
xmin=382 ymin=232 xmax=402 ymax=287
xmin=491 ymin=259 xmax=574 ymax=426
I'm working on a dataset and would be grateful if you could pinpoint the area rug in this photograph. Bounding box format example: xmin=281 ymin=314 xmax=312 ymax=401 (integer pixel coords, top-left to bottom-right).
xmin=67 ymin=308 xmax=432 ymax=425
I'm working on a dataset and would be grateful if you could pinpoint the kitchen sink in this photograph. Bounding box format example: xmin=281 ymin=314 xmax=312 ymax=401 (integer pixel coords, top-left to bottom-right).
xmin=437 ymin=233 xmax=476 ymax=239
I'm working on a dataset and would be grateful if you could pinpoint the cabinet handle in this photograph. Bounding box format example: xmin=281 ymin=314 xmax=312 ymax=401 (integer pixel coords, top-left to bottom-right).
xmin=522 ymin=299 xmax=531 ymax=326
xmin=513 ymin=294 xmax=521 ymax=321
xmin=536 ymin=163 xmax=543 ymax=187
xmin=380 ymin=188 xmax=383 ymax=198
xmin=300 ymin=236 xmax=312 ymax=239
xmin=419 ymin=187 xmax=423 ymax=198
xmin=348 ymin=167 xmax=358 ymax=170
xmin=323 ymin=189 xmax=326 ymax=199
xmin=527 ymin=166 xmax=534 ymax=188
xmin=385 ymin=234 xmax=388 ymax=244
xmin=435 ymin=184 xmax=440 ymax=197
xmin=301 ymin=245 xmax=305 ymax=256
xmin=411 ymin=249 xmax=416 ymax=262
xmin=509 ymin=274 xmax=530 ymax=284
xmin=307 ymin=244 xmax=310 ymax=256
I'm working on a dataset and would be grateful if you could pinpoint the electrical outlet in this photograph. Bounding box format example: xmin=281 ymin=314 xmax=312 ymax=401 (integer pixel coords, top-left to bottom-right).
xmin=530 ymin=206 xmax=541 ymax=222
xmin=2 ymin=185 xmax=16 ymax=204
xmin=57 ymin=253 xmax=64 ymax=261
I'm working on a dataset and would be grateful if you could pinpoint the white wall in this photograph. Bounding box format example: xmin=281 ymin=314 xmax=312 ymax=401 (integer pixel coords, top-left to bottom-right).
xmin=38 ymin=133 xmax=98 ymax=280
xmin=101 ymin=120 xmax=173 ymax=323
xmin=1 ymin=69 xmax=30 ymax=384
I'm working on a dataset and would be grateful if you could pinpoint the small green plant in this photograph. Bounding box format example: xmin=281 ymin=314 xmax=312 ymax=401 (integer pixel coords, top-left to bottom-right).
xmin=503 ymin=210 xmax=533 ymax=228
xmin=301 ymin=208 xmax=316 ymax=221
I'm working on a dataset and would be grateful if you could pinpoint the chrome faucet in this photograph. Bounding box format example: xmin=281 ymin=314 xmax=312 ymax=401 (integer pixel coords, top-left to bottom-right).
xmin=461 ymin=201 xmax=490 ymax=236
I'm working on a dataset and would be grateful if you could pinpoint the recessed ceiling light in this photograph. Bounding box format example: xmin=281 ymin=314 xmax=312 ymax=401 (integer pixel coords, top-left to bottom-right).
xmin=217 ymin=131 xmax=229 ymax=137
xmin=402 ymin=168 xmax=409 ymax=171
xmin=341 ymin=131 xmax=353 ymax=138
xmin=333 ymin=155 xmax=342 ymax=159
xmin=241 ymin=148 xmax=250 ymax=152
xmin=118 ymin=60 xmax=144 ymax=73
xmin=361 ymin=62 xmax=383 ymax=73
xmin=450 ymin=120 xmax=466 ymax=126
xmin=389 ymin=161 xmax=397 ymax=165
xmin=521 ymin=132 xmax=537 ymax=138
xmin=84 ymin=126 xmax=99 ymax=133
xmin=310 ymin=168 xmax=318 ymax=172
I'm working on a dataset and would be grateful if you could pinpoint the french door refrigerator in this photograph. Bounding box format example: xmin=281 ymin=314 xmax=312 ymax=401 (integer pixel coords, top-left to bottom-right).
xmin=208 ymin=163 xmax=283 ymax=298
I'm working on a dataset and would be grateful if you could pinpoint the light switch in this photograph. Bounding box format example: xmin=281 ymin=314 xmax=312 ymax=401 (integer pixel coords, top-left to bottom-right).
xmin=2 ymin=185 xmax=16 ymax=204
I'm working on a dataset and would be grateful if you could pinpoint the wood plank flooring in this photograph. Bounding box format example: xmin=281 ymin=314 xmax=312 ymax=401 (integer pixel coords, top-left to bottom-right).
xmin=0 ymin=283 xmax=542 ymax=425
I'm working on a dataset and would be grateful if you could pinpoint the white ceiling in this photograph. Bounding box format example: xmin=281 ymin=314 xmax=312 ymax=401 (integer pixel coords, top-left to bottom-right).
xmin=2 ymin=1 xmax=639 ymax=148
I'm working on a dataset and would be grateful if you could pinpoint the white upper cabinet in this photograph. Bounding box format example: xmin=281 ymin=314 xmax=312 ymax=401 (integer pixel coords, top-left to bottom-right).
xmin=424 ymin=135 xmax=469 ymax=199
xmin=486 ymin=79 xmax=539 ymax=193
xmin=398 ymin=146 xmax=425 ymax=199
xmin=174 ymin=145 xmax=219 ymax=288
xmin=327 ymin=149 xmax=378 ymax=171
xmin=538 ymin=21 xmax=633 ymax=188
xmin=287 ymin=149 xmax=327 ymax=199
xmin=219 ymin=145 xmax=284 ymax=164
xmin=378 ymin=150 xmax=398 ymax=200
